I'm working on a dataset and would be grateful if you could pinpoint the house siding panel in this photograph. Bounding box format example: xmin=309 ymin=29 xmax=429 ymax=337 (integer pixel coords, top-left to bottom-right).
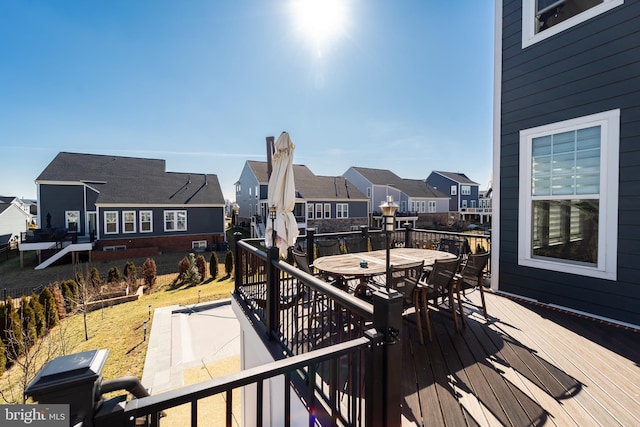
xmin=499 ymin=0 xmax=640 ymax=326
xmin=39 ymin=184 xmax=85 ymax=232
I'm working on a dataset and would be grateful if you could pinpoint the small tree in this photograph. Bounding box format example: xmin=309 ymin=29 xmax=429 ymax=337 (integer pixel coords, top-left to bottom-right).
xmin=107 ymin=266 xmax=122 ymax=284
xmin=142 ymin=258 xmax=157 ymax=289
xmin=90 ymin=267 xmax=102 ymax=288
xmin=196 ymin=254 xmax=207 ymax=281
xmin=124 ymin=261 xmax=137 ymax=282
xmin=177 ymin=256 xmax=190 ymax=283
xmin=38 ymin=287 xmax=59 ymax=330
xmin=1 ymin=298 xmax=25 ymax=361
xmin=50 ymin=283 xmax=66 ymax=321
xmin=224 ymin=250 xmax=234 ymax=277
xmin=28 ymin=294 xmax=46 ymax=338
xmin=18 ymin=297 xmax=37 ymax=349
xmin=209 ymin=251 xmax=219 ymax=279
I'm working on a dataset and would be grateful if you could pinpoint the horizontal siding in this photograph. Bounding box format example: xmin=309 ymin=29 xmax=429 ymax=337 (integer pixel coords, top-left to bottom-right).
xmin=499 ymin=0 xmax=640 ymax=326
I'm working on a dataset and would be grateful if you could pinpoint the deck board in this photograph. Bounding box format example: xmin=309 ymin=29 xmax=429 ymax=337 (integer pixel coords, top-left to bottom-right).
xmin=400 ymin=289 xmax=640 ymax=426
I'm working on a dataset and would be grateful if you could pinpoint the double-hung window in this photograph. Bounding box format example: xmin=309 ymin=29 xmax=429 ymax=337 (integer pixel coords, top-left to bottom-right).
xmin=324 ymin=203 xmax=331 ymax=219
xmin=518 ymin=109 xmax=619 ymax=280
xmin=315 ymin=203 xmax=323 ymax=219
xmin=123 ymin=211 xmax=136 ymax=233
xmin=307 ymin=204 xmax=314 ymax=219
xmin=522 ymin=0 xmax=624 ymax=48
xmin=428 ymin=201 xmax=436 ymax=213
xmin=140 ymin=211 xmax=153 ymax=233
xmin=65 ymin=211 xmax=80 ymax=233
xmin=104 ymin=211 xmax=118 ymax=234
xmin=336 ymin=203 xmax=348 ymax=218
xmin=164 ymin=210 xmax=187 ymax=232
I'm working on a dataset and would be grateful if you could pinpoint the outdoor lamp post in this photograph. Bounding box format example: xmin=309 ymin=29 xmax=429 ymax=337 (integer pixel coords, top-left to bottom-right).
xmin=232 ymin=203 xmax=239 ymax=226
xmin=269 ymin=205 xmax=277 ymax=248
xmin=379 ymin=196 xmax=399 ymax=289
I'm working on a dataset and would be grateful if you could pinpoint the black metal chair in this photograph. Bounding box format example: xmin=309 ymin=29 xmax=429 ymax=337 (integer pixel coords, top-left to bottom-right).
xmin=455 ymin=251 xmax=490 ymax=319
xmin=343 ymin=236 xmax=369 ymax=253
xmin=316 ymin=238 xmax=342 ymax=257
xmin=437 ymin=238 xmax=470 ymax=258
xmin=417 ymin=257 xmax=462 ymax=342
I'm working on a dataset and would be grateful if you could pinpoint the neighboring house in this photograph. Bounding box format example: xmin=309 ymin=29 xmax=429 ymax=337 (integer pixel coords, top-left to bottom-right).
xmin=494 ymin=0 xmax=638 ymax=327
xmin=0 ymin=197 xmax=31 ymax=243
xmin=343 ymin=166 xmax=449 ymax=228
xmin=425 ymin=171 xmax=482 ymax=222
xmin=26 ymin=152 xmax=226 ymax=267
xmin=235 ymin=161 xmax=368 ymax=235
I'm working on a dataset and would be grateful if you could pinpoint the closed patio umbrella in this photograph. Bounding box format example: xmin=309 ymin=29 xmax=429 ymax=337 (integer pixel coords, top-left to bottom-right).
xmin=265 ymin=131 xmax=300 ymax=257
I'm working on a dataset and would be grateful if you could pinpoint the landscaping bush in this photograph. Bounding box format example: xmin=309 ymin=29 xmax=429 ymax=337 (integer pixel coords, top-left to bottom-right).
xmin=90 ymin=267 xmax=102 ymax=288
xmin=50 ymin=283 xmax=66 ymax=321
xmin=224 ymin=251 xmax=234 ymax=276
xmin=28 ymin=293 xmax=46 ymax=338
xmin=142 ymin=258 xmax=157 ymax=288
xmin=177 ymin=256 xmax=190 ymax=283
xmin=38 ymin=287 xmax=59 ymax=330
xmin=196 ymin=254 xmax=206 ymax=281
xmin=60 ymin=280 xmax=77 ymax=312
xmin=2 ymin=297 xmax=25 ymax=361
xmin=209 ymin=251 xmax=219 ymax=279
xmin=124 ymin=261 xmax=137 ymax=281
xmin=176 ymin=253 xmax=201 ymax=285
xmin=107 ymin=266 xmax=122 ymax=284
xmin=18 ymin=297 xmax=37 ymax=349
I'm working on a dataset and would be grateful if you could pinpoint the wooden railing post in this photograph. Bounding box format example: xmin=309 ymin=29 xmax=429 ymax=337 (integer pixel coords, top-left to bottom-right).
xmin=233 ymin=232 xmax=242 ymax=292
xmin=371 ymin=288 xmax=403 ymax=426
xmin=265 ymin=246 xmax=280 ymax=339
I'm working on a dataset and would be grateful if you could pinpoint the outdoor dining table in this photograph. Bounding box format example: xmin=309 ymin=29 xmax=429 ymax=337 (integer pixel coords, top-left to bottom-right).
xmin=313 ymin=248 xmax=457 ymax=295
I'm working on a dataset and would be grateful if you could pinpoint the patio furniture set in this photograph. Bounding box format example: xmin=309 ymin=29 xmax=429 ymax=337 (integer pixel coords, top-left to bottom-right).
xmin=293 ymin=236 xmax=491 ymax=345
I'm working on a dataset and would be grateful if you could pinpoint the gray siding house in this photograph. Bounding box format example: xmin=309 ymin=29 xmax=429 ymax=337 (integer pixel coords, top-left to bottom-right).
xmin=34 ymin=152 xmax=226 ymax=258
xmin=236 ymin=161 xmax=368 ymax=235
xmin=494 ymin=0 xmax=639 ymax=327
xmin=344 ymin=167 xmax=450 ymax=228
xmin=425 ymin=171 xmax=482 ymax=221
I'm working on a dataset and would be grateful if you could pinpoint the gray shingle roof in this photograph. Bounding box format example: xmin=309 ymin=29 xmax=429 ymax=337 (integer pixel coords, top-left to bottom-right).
xmin=38 ymin=152 xmax=224 ymax=205
xmin=432 ymin=171 xmax=479 ymax=185
xmin=350 ymin=167 xmax=402 ymax=185
xmin=247 ymin=161 xmax=366 ymax=200
xmin=390 ymin=179 xmax=448 ymax=198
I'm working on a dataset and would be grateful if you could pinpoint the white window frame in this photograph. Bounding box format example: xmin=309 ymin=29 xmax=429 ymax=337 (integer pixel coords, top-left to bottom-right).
xmin=450 ymin=185 xmax=457 ymax=196
xmin=518 ymin=109 xmax=619 ymax=280
xmin=324 ymin=203 xmax=331 ymax=219
xmin=307 ymin=204 xmax=314 ymax=219
xmin=315 ymin=203 xmax=323 ymax=219
xmin=428 ymin=201 xmax=436 ymax=213
xmin=104 ymin=211 xmax=119 ymax=234
xmin=164 ymin=210 xmax=187 ymax=232
xmin=65 ymin=210 xmax=80 ymax=233
xmin=461 ymin=185 xmax=471 ymax=196
xmin=192 ymin=240 xmax=207 ymax=250
xmin=336 ymin=203 xmax=349 ymax=218
xmin=255 ymin=185 xmax=259 ymax=199
xmin=140 ymin=210 xmax=153 ymax=233
xmin=522 ymin=0 xmax=624 ymax=48
xmin=122 ymin=210 xmax=136 ymax=234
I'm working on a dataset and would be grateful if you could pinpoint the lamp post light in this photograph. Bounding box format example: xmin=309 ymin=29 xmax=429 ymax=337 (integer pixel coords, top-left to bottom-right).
xmin=379 ymin=195 xmax=399 ymax=290
xmin=269 ymin=205 xmax=277 ymax=248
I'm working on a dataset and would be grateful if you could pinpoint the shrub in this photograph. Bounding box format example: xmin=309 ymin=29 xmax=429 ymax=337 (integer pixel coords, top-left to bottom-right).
xmin=19 ymin=297 xmax=37 ymax=349
xmin=38 ymin=287 xmax=59 ymax=330
xmin=196 ymin=254 xmax=206 ymax=281
xmin=177 ymin=256 xmax=190 ymax=283
xmin=2 ymin=297 xmax=25 ymax=360
xmin=224 ymin=251 xmax=234 ymax=276
xmin=60 ymin=280 xmax=77 ymax=312
xmin=90 ymin=267 xmax=102 ymax=288
xmin=209 ymin=252 xmax=219 ymax=279
xmin=50 ymin=283 xmax=66 ymax=321
xmin=28 ymin=293 xmax=46 ymax=338
xmin=107 ymin=266 xmax=122 ymax=284
xmin=124 ymin=261 xmax=137 ymax=281
xmin=177 ymin=253 xmax=201 ymax=285
xmin=142 ymin=258 xmax=157 ymax=288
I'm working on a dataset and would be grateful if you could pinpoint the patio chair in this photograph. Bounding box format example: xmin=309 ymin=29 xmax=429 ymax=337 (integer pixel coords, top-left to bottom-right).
xmin=417 ymin=257 xmax=462 ymax=342
xmin=367 ymin=261 xmax=426 ymax=343
xmin=369 ymin=233 xmax=387 ymax=251
xmin=316 ymin=238 xmax=342 ymax=257
xmin=343 ymin=235 xmax=369 ymax=253
xmin=454 ymin=251 xmax=490 ymax=319
xmin=437 ymin=238 xmax=470 ymax=258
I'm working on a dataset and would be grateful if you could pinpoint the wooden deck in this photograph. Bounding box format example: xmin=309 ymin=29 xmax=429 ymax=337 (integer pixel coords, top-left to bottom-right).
xmin=400 ymin=289 xmax=640 ymax=426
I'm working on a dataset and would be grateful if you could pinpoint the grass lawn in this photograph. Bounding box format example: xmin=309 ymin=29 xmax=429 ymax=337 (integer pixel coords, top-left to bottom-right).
xmin=0 ymin=258 xmax=236 ymax=404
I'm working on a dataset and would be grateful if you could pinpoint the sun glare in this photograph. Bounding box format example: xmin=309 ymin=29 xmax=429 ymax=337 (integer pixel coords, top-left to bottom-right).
xmin=291 ymin=0 xmax=347 ymax=50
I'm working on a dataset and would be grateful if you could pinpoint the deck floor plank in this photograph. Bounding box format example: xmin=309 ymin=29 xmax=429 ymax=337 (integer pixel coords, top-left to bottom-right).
xmin=399 ymin=290 xmax=640 ymax=426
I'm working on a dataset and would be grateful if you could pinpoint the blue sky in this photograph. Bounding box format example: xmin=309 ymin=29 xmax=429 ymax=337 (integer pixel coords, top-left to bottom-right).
xmin=0 ymin=1 xmax=495 ymax=201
